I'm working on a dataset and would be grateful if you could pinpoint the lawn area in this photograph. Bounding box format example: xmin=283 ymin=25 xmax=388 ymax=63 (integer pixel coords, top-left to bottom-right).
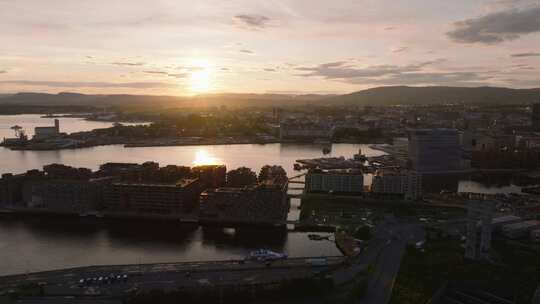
xmin=390 ymin=238 xmax=540 ymax=304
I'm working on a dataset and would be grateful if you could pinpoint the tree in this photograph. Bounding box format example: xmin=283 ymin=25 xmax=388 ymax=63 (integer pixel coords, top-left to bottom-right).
xmin=353 ymin=225 xmax=372 ymax=241
xmin=258 ymin=165 xmax=287 ymax=183
xmin=226 ymin=167 xmax=257 ymax=187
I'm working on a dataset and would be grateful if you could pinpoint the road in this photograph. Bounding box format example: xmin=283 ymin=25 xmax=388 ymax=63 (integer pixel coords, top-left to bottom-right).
xmin=0 ymin=256 xmax=344 ymax=297
xmin=533 ymin=285 xmax=540 ymax=304
xmin=358 ymin=216 xmax=425 ymax=304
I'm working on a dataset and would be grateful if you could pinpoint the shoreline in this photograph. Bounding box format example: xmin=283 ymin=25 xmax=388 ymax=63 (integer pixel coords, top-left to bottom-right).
xmin=0 ymin=207 xmax=290 ymax=228
xmin=2 ymin=138 xmax=384 ymax=151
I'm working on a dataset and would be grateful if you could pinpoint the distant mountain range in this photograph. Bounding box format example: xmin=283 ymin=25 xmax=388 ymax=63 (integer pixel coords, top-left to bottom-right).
xmin=329 ymin=86 xmax=540 ymax=106
xmin=1 ymin=86 xmax=539 ymax=108
xmin=0 ymin=92 xmax=330 ymax=108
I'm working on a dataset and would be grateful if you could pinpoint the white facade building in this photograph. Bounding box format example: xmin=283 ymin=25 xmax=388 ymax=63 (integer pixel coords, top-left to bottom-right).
xmin=33 ymin=119 xmax=60 ymax=140
xmin=279 ymin=120 xmax=332 ymax=141
xmin=306 ymin=169 xmax=363 ymax=194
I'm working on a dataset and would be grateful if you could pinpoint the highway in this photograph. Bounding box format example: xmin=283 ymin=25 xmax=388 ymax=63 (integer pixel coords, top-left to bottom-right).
xmin=0 ymin=257 xmax=344 ymax=297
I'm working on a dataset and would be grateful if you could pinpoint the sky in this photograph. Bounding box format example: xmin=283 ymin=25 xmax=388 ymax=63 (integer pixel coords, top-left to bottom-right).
xmin=1 ymin=0 xmax=540 ymax=95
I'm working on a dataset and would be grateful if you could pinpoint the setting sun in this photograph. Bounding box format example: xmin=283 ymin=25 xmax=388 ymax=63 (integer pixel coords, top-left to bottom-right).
xmin=189 ymin=59 xmax=212 ymax=93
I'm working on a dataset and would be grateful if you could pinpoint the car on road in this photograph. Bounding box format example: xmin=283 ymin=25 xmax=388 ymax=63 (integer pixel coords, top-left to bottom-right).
xmin=245 ymin=249 xmax=287 ymax=262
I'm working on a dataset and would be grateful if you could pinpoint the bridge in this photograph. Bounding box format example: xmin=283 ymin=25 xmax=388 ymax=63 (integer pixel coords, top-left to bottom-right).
xmin=288 ymin=186 xmax=304 ymax=190
xmin=288 ymin=172 xmax=307 ymax=181
xmin=288 ymin=180 xmax=305 ymax=184
xmin=287 ymin=172 xmax=306 ymax=196
xmin=288 ymin=193 xmax=303 ymax=199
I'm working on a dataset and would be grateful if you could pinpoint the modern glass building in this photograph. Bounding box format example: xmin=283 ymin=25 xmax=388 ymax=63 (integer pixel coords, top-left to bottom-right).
xmin=408 ymin=128 xmax=461 ymax=173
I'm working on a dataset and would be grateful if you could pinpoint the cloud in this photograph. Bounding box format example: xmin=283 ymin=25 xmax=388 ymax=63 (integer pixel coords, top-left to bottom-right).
xmin=143 ymin=70 xmax=168 ymax=75
xmin=0 ymin=70 xmax=6 ymax=74
xmin=447 ymin=6 xmax=540 ymax=44
xmin=0 ymin=80 xmax=175 ymax=89
xmin=233 ymin=14 xmax=270 ymax=30
xmin=384 ymin=26 xmax=395 ymax=30
xmin=392 ymin=46 xmax=409 ymax=53
xmin=486 ymin=0 xmax=539 ymax=10
xmin=318 ymin=61 xmax=349 ymax=68
xmin=143 ymin=71 xmax=188 ymax=78
xmin=502 ymin=78 xmax=540 ymax=87
xmin=511 ymin=52 xmax=540 ymax=57
xmin=295 ymin=59 xmax=489 ymax=86
xmin=110 ymin=61 xmax=145 ymax=66
xmin=166 ymin=73 xmax=188 ymax=78
xmin=296 ymin=60 xmax=445 ymax=79
xmin=239 ymin=49 xmax=254 ymax=54
xmin=264 ymin=68 xmax=277 ymax=72
xmin=176 ymin=66 xmax=205 ymax=72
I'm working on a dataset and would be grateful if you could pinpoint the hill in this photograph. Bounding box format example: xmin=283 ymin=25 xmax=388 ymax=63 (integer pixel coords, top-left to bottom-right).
xmin=328 ymin=86 xmax=540 ymax=106
xmin=0 ymin=92 xmax=330 ymax=109
xmin=1 ymin=86 xmax=540 ymax=109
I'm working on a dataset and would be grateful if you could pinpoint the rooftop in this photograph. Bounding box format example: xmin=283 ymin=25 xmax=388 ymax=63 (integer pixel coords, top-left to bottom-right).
xmin=375 ymin=168 xmax=419 ymax=176
xmin=492 ymin=215 xmax=522 ymax=224
xmin=503 ymin=220 xmax=540 ymax=230
xmin=310 ymin=168 xmax=363 ymax=175
xmin=113 ymin=178 xmax=198 ymax=188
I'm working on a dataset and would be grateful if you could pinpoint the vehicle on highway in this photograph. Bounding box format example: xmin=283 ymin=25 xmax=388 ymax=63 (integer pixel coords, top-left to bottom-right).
xmin=245 ymin=249 xmax=287 ymax=262
xmin=306 ymin=258 xmax=328 ymax=266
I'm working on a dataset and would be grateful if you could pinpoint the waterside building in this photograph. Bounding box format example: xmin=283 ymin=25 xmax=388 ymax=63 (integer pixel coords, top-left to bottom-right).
xmin=408 ymin=128 xmax=461 ymax=173
xmin=371 ymin=169 xmax=422 ymax=201
xmin=305 ymin=169 xmax=363 ymax=194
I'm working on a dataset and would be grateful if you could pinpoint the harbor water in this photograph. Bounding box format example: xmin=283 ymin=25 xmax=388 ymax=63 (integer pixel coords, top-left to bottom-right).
xmin=0 ymin=115 xmax=525 ymax=275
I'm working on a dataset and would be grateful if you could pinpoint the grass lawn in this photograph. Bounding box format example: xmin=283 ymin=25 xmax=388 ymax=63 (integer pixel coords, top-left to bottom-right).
xmin=390 ymin=238 xmax=540 ymax=304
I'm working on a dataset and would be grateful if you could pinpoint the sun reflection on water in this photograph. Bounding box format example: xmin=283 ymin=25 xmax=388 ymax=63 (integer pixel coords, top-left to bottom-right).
xmin=192 ymin=149 xmax=222 ymax=166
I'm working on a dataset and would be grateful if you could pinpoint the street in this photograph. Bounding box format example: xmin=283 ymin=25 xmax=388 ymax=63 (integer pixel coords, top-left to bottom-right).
xmin=358 ymin=216 xmax=425 ymax=304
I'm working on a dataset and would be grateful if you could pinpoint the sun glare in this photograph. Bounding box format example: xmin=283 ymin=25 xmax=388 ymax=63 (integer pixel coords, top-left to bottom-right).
xmin=192 ymin=149 xmax=222 ymax=166
xmin=189 ymin=59 xmax=212 ymax=93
